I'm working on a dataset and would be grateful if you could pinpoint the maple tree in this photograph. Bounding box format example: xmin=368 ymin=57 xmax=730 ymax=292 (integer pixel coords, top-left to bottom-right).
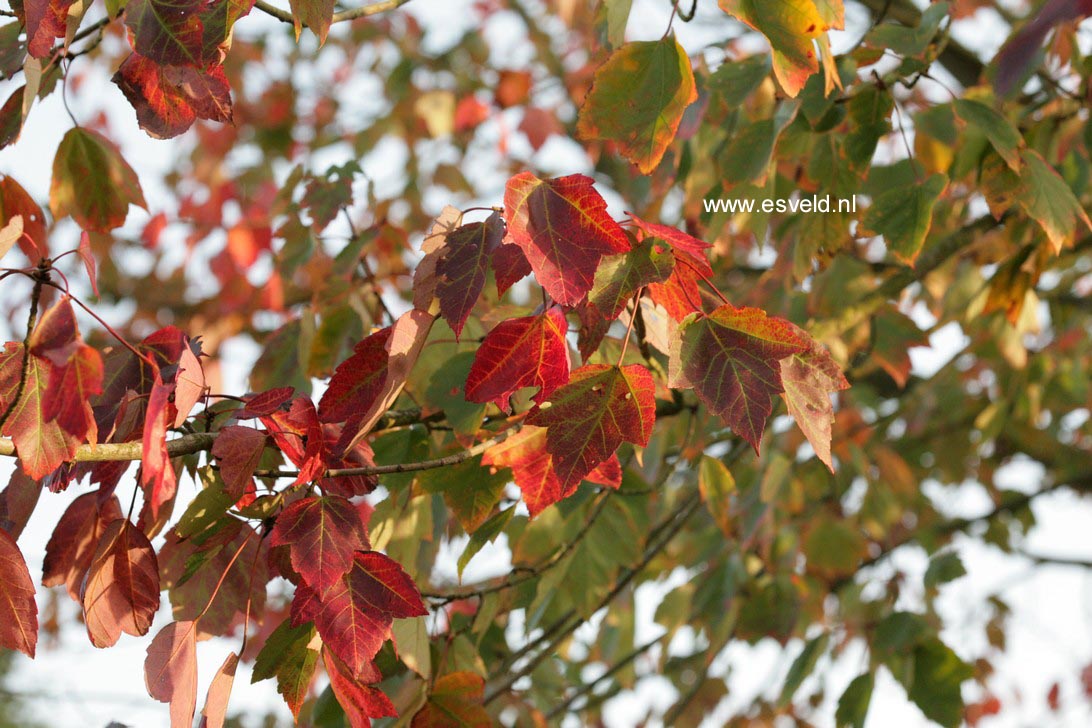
xmin=1 ymin=0 xmax=1092 ymax=725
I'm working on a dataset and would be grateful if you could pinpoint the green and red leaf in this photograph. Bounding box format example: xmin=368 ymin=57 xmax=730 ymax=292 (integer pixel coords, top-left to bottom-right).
xmin=526 ymin=363 xmax=655 ymax=489
xmin=670 ymin=304 xmax=809 ymax=452
xmin=50 ymin=128 xmax=147 ymax=232
xmin=411 ymin=672 xmax=490 ymax=728
xmin=576 ymin=37 xmax=697 ymax=174
xmin=779 ymin=338 xmax=849 ymax=472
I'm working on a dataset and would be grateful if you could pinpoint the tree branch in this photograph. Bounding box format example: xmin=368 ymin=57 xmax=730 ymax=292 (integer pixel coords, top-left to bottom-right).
xmin=253 ymin=0 xmax=412 ymax=25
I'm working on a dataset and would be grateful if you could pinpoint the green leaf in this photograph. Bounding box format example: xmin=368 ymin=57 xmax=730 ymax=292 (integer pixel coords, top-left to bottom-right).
xmin=924 ymin=551 xmax=966 ymax=589
xmin=424 ymin=351 xmax=485 ymax=440
xmin=862 ymin=173 xmax=947 ymax=263
xmin=577 ymin=37 xmax=697 ymax=174
xmin=874 ymin=611 xmax=930 ymax=654
xmin=419 ymin=456 xmax=509 ymax=534
xmin=865 ymin=2 xmax=948 ymax=56
xmin=953 ymin=98 xmax=1022 ymax=171
xmin=803 ymin=515 xmax=866 ymax=578
xmin=589 ymin=237 xmax=674 ymax=319
xmin=708 ymin=55 xmax=771 ymax=107
xmin=698 ymin=455 xmax=736 ymax=536
xmin=835 ymin=672 xmax=874 ymax=728
xmin=50 ymin=128 xmax=146 ymax=232
xmin=252 ymin=619 xmax=319 ymax=718
xmin=720 ymin=102 xmax=797 ymax=186
xmin=1015 ymin=149 xmax=1092 ymax=254
xmin=391 ymin=616 xmax=431 ymax=679
xmin=604 ymin=0 xmax=633 ymax=48
xmin=458 ymin=506 xmax=514 ymax=578
xmin=905 ymin=637 xmax=974 ymax=728
xmin=718 ymin=0 xmax=835 ymax=97
xmin=779 ymin=632 xmax=829 ymax=706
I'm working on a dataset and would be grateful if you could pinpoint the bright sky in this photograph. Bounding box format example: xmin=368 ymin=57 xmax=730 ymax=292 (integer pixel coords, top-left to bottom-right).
xmin=1 ymin=1 xmax=1091 ymax=727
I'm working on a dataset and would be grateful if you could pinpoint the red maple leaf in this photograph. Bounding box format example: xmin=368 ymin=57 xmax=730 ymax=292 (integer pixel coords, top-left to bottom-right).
xmin=268 ymin=495 xmax=370 ymax=591
xmin=670 ymin=303 xmax=809 ymax=453
xmin=211 ymin=425 xmax=268 ymax=497
xmin=323 ymin=649 xmax=397 ymax=726
xmin=526 ymin=364 xmax=655 ymax=489
xmin=291 ymin=550 xmax=426 ymax=676
xmin=503 ymin=173 xmax=629 ymax=306
xmin=464 ymin=307 xmax=570 ymax=411
xmin=436 ymin=212 xmax=506 ymax=339
xmin=113 ymin=54 xmax=233 ymax=139
xmin=318 ymin=327 xmax=391 ymax=425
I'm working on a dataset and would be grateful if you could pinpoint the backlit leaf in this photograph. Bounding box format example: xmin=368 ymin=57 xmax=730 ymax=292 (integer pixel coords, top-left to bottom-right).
xmin=411 ymin=672 xmax=490 ymax=728
xmin=268 ymin=495 xmax=370 ymax=591
xmin=670 ymin=304 xmax=809 ymax=452
xmin=527 ymin=363 xmax=655 ymax=489
xmin=42 ymin=491 xmax=123 ymax=600
xmin=503 ymin=172 xmax=629 ymax=306
xmin=82 ymin=519 xmax=161 ymax=648
xmin=0 ymin=528 xmax=37 ymax=657
xmin=50 ymin=127 xmax=146 ymax=232
xmin=0 ymin=176 xmax=47 ymax=259
xmin=436 ymin=212 xmax=506 ymax=338
xmin=1015 ymin=149 xmax=1092 ymax=254
xmin=199 ymin=651 xmax=238 ymax=728
xmin=291 ymin=550 xmax=427 ymax=675
xmin=144 ymin=620 xmax=199 ymax=728
xmin=288 ymin=0 xmax=335 ymax=44
xmin=251 ymin=619 xmax=319 ymax=717
xmin=464 ymin=306 xmax=570 ymax=411
xmin=577 ymin=37 xmax=697 ymax=174
xmin=113 ymin=55 xmax=233 ymax=140
xmin=124 ymin=0 xmax=206 ymax=66
xmin=779 ymin=338 xmax=849 ymax=472
xmin=324 ymin=648 xmax=397 ymax=726
xmin=718 ymin=0 xmax=834 ymax=97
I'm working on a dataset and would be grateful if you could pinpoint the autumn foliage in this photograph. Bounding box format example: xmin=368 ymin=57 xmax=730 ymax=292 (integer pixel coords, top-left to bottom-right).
xmin=1 ymin=0 xmax=1092 ymax=726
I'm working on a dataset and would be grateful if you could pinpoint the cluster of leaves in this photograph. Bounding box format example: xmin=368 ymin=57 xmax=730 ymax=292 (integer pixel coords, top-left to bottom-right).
xmin=2 ymin=0 xmax=1092 ymax=726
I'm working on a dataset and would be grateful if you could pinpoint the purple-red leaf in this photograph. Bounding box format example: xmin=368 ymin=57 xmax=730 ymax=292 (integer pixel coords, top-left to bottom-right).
xmin=526 ymin=363 xmax=655 ymax=489
xmin=503 ymin=173 xmax=629 ymax=306
xmin=670 ymin=304 xmax=809 ymax=453
xmin=436 ymin=212 xmax=505 ymax=338
xmin=211 ymin=425 xmax=268 ymax=497
xmin=464 ymin=307 xmax=570 ymax=411
xmin=268 ymin=495 xmax=370 ymax=591
xmin=0 ymin=527 xmax=37 ymax=657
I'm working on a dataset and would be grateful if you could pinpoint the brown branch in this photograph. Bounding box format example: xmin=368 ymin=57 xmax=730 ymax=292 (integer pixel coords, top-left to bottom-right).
xmin=253 ymin=0 xmax=411 ymax=25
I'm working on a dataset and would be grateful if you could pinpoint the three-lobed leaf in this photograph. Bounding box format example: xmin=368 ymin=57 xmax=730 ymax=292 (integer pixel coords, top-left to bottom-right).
xmin=670 ymin=304 xmax=809 ymax=452
xmin=268 ymin=495 xmax=370 ymax=591
xmin=503 ymin=173 xmax=629 ymax=306
xmin=527 ymin=363 xmax=655 ymax=489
